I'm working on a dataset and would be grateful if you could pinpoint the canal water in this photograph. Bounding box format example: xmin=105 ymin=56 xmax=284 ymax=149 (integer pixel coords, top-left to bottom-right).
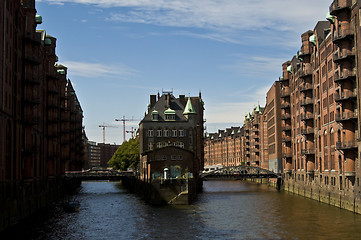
xmin=3 ymin=180 xmax=361 ymax=239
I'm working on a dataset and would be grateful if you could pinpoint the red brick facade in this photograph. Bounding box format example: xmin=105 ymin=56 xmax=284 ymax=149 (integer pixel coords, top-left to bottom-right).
xmin=0 ymin=0 xmax=85 ymax=230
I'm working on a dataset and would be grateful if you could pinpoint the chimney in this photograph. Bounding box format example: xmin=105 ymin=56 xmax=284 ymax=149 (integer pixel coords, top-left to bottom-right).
xmin=150 ymin=95 xmax=156 ymax=109
xmin=179 ymin=95 xmax=186 ymax=106
xmin=167 ymin=93 xmax=170 ymax=108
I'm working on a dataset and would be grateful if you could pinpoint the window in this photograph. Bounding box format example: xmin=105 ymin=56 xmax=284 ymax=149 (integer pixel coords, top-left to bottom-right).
xmin=156 ymin=142 xmax=162 ymax=148
xmin=148 ymin=143 xmax=153 ymax=150
xmin=171 ymin=155 xmax=177 ymax=160
xmin=179 ymin=142 xmax=184 ymax=148
xmin=165 ymin=114 xmax=175 ymax=120
xmin=172 ymin=129 xmax=177 ymax=137
xmin=164 ymin=129 xmax=169 ymax=137
xmin=152 ymin=113 xmax=159 ymax=121
xmin=179 ymin=129 xmax=184 ymax=137
xmin=157 ymin=129 xmax=162 ymax=137
xmin=148 ymin=130 xmax=153 ymax=137
xmin=178 ymin=155 xmax=183 ymax=160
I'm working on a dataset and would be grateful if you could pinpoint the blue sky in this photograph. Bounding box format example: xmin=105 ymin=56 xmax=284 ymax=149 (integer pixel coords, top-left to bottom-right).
xmin=35 ymin=0 xmax=331 ymax=145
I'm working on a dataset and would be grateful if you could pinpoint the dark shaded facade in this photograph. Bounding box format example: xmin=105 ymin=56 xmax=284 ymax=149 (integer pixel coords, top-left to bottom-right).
xmin=0 ymin=0 xmax=85 ymax=231
xmin=139 ymin=92 xmax=204 ymax=204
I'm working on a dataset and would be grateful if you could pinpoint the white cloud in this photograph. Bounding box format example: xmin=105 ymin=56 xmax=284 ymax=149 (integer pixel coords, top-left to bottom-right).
xmin=59 ymin=60 xmax=139 ymax=79
xmin=39 ymin=0 xmax=331 ymax=34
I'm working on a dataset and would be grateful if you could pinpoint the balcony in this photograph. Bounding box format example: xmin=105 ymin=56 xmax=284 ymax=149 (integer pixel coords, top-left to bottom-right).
xmin=333 ymin=48 xmax=355 ymax=63
xmin=334 ymin=91 xmax=357 ymax=102
xmin=335 ymin=112 xmax=357 ymax=122
xmin=282 ymin=125 xmax=291 ymax=131
xmin=281 ymin=113 xmax=291 ymax=120
xmin=299 ymin=83 xmax=313 ymax=92
xmin=301 ymin=148 xmax=315 ymax=155
xmin=300 ymin=113 xmax=314 ymax=120
xmin=280 ymin=89 xmax=291 ymax=98
xmin=334 ymin=69 xmax=356 ymax=83
xmin=300 ymin=98 xmax=314 ymax=106
xmin=336 ymin=141 xmax=357 ymax=150
xmin=46 ymin=72 xmax=59 ymax=80
xmin=282 ymin=136 xmax=292 ymax=142
xmin=298 ymin=46 xmax=312 ymax=58
xmin=24 ymin=94 xmax=40 ymax=105
xmin=24 ymin=31 xmax=42 ymax=44
xmin=300 ymin=127 xmax=314 ymax=135
xmin=299 ymin=68 xmax=312 ymax=79
xmin=281 ymin=102 xmax=290 ymax=109
xmin=329 ymin=0 xmax=352 ymax=15
xmin=333 ymin=28 xmax=354 ymax=44
xmin=282 ymin=152 xmax=292 ymax=158
xmin=24 ymin=50 xmax=41 ymax=65
xmin=25 ymin=75 xmax=41 ymax=85
xmin=48 ymin=85 xmax=59 ymax=94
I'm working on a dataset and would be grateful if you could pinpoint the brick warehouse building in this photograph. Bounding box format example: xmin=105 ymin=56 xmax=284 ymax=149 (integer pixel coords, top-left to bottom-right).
xmin=0 ymin=0 xmax=85 ymax=230
xmin=280 ymin=0 xmax=361 ymax=212
xmin=204 ymin=126 xmax=243 ymax=167
xmin=139 ymin=92 xmax=204 ymax=204
xmin=204 ymin=0 xmax=361 ymax=213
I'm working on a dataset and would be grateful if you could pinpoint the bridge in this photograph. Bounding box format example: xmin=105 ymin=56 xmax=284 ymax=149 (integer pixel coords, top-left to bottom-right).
xmin=65 ymin=169 xmax=135 ymax=181
xmin=200 ymin=165 xmax=281 ymax=179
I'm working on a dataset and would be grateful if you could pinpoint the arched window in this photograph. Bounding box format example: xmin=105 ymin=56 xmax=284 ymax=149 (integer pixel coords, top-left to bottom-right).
xmin=330 ymin=128 xmax=335 ymax=146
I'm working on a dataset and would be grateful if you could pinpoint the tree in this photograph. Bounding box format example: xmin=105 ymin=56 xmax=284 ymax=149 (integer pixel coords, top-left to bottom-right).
xmin=108 ymin=138 xmax=139 ymax=171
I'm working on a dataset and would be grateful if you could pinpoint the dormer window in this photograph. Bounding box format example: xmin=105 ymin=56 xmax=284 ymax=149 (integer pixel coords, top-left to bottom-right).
xmin=152 ymin=110 xmax=159 ymax=121
xmin=164 ymin=108 xmax=176 ymax=121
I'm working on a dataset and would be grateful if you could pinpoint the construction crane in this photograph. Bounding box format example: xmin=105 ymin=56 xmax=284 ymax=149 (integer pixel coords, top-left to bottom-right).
xmin=126 ymin=127 xmax=136 ymax=139
xmin=115 ymin=116 xmax=139 ymax=142
xmin=98 ymin=123 xmax=117 ymax=144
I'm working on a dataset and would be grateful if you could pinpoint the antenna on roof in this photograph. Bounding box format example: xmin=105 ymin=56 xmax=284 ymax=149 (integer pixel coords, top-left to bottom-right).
xmin=162 ymin=89 xmax=173 ymax=94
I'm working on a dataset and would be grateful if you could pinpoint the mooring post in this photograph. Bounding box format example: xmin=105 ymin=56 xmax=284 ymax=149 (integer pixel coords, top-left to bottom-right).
xmin=276 ymin=176 xmax=282 ymax=191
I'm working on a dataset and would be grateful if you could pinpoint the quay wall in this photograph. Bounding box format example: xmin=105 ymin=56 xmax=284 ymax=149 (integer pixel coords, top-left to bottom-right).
xmin=247 ymin=178 xmax=361 ymax=214
xmin=0 ymin=177 xmax=81 ymax=232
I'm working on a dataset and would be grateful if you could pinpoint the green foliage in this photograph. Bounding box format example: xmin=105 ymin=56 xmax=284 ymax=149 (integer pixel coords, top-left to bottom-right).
xmin=107 ymin=138 xmax=139 ymax=171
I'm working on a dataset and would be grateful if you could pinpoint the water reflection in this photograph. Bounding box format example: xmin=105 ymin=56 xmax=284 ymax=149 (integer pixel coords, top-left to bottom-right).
xmin=2 ymin=180 xmax=361 ymax=240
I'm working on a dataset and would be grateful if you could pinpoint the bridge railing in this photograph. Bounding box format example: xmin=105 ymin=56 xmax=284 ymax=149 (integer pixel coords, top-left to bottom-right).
xmin=201 ymin=165 xmax=280 ymax=178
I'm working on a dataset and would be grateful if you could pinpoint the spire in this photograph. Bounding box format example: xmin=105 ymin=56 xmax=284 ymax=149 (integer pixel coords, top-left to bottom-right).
xmin=183 ymin=97 xmax=196 ymax=115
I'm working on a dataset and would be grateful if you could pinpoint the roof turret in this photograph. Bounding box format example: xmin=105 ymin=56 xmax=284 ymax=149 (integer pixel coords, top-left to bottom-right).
xmin=183 ymin=98 xmax=196 ymax=115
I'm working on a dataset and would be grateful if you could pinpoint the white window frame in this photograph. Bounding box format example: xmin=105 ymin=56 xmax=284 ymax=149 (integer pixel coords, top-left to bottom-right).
xmin=157 ymin=129 xmax=162 ymax=137
xmin=148 ymin=129 xmax=153 ymax=137
xmin=179 ymin=129 xmax=184 ymax=137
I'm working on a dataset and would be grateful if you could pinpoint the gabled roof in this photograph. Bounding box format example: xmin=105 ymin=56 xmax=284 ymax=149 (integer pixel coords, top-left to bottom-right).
xmin=142 ymin=94 xmax=188 ymax=122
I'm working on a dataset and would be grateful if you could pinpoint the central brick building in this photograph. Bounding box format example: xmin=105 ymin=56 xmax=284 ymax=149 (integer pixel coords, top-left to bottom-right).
xmin=138 ymin=92 xmax=204 ymax=204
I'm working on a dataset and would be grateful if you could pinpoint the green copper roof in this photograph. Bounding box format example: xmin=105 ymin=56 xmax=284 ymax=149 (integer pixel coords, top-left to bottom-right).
xmin=255 ymin=105 xmax=261 ymax=113
xmin=309 ymin=34 xmax=317 ymax=45
xmin=35 ymin=15 xmax=42 ymax=24
xmin=164 ymin=108 xmax=175 ymax=114
xmin=246 ymin=113 xmax=251 ymax=119
xmin=183 ymin=98 xmax=196 ymax=115
xmin=151 ymin=110 xmax=158 ymax=114
xmin=237 ymin=128 xmax=241 ymax=133
xmin=57 ymin=69 xmax=65 ymax=75
xmin=326 ymin=12 xmax=335 ymax=23
xmin=44 ymin=38 xmax=51 ymax=45
xmin=231 ymin=130 xmax=235 ymax=135
xmin=287 ymin=65 xmax=292 ymax=73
